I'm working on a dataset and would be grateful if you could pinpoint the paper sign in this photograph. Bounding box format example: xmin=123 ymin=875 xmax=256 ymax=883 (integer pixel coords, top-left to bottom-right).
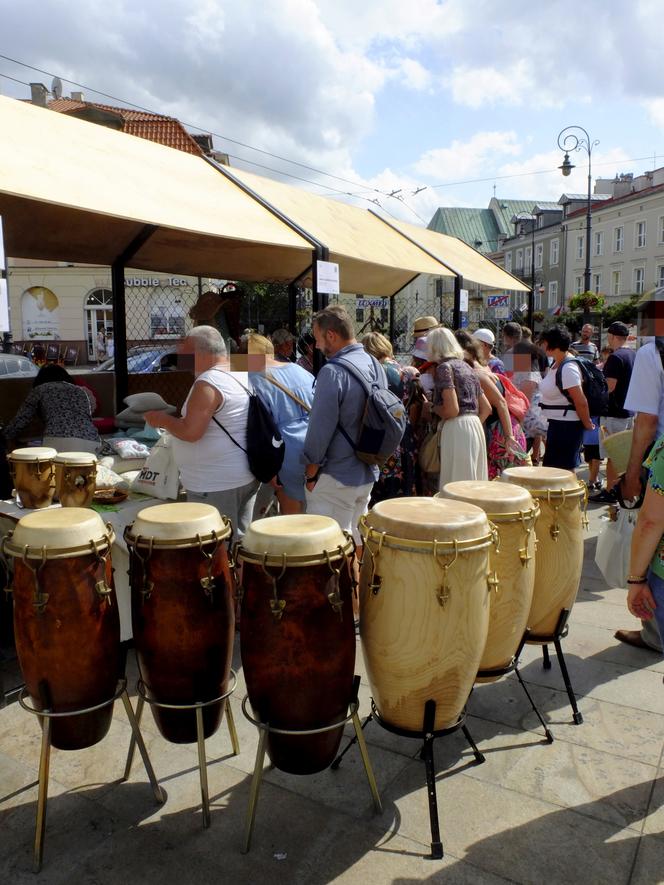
xmin=0 ymin=216 xmax=8 ymax=332
xmin=316 ymin=260 xmax=340 ymax=295
xmin=494 ymin=306 xmax=510 ymax=319
xmin=459 ymin=288 xmax=469 ymax=312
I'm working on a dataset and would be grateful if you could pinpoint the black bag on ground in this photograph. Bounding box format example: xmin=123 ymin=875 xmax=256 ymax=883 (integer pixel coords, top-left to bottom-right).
xmin=212 ymin=383 xmax=284 ymax=483
xmin=554 ymin=356 xmax=609 ymax=417
xmin=335 ymin=355 xmax=407 ymax=467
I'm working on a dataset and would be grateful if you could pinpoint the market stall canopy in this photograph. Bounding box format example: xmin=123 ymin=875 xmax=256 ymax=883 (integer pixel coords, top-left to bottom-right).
xmin=376 ymin=216 xmax=530 ymax=292
xmin=223 ymin=167 xmax=455 ymax=295
xmin=0 ymin=96 xmax=313 ymax=281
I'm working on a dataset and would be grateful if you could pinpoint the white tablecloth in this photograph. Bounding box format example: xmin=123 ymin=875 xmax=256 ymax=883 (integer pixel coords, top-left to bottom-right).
xmin=0 ymin=495 xmax=161 ymax=641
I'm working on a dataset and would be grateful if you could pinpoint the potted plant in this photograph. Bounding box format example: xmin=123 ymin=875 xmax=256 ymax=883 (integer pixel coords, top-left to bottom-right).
xmin=568 ymin=291 xmax=605 ymax=313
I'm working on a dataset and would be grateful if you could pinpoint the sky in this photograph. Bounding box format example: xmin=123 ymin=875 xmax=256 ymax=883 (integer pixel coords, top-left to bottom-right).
xmin=1 ymin=0 xmax=664 ymax=227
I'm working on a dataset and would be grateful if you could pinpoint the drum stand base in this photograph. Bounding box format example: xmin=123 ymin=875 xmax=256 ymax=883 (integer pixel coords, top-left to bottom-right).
xmin=241 ymin=674 xmax=382 ymax=854
xmin=123 ymin=670 xmax=240 ymax=830
xmin=18 ymin=679 xmax=164 ymax=873
xmin=526 ymin=609 xmax=583 ymax=725
xmin=477 ymin=632 xmax=554 ymax=744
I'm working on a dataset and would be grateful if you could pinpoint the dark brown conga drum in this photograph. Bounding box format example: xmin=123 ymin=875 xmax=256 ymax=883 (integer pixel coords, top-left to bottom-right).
xmin=4 ymin=508 xmax=119 ymax=750
xmin=238 ymin=514 xmax=355 ymax=775
xmin=125 ymin=502 xmax=234 ymax=744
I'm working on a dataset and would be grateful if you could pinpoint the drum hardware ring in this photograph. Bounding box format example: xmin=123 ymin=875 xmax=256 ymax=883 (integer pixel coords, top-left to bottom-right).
xmin=21 ymin=546 xmax=49 ymax=613
xmin=360 ymin=519 xmax=493 ymax=556
xmin=197 ymin=530 xmax=221 ymax=598
xmin=324 ymin=547 xmax=345 ymax=620
xmin=134 ymin=670 xmax=238 ymax=712
xmin=432 ymin=539 xmax=458 ymax=608
xmin=259 ymin=553 xmax=288 ymax=620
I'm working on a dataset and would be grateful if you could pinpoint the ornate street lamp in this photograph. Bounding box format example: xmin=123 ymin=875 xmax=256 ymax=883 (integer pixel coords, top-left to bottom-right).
xmin=557 ymin=125 xmax=599 ymax=297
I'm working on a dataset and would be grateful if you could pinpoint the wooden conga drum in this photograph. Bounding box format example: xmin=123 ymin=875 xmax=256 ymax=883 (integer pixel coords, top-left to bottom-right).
xmin=359 ymin=497 xmax=493 ymax=732
xmin=437 ymin=481 xmax=538 ymax=679
xmin=54 ymin=452 xmax=97 ymax=507
xmin=8 ymin=446 xmax=57 ymax=509
xmin=4 ymin=508 xmax=119 ymax=750
xmin=125 ymin=502 xmax=234 ymax=744
xmin=238 ymin=514 xmax=355 ymax=775
xmin=501 ymin=467 xmax=586 ymax=638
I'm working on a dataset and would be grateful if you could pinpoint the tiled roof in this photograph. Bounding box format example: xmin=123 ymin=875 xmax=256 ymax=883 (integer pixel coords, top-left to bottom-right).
xmin=427 ymin=207 xmax=502 ymax=254
xmin=45 ymin=98 xmax=204 ymax=155
xmin=564 ymin=181 xmax=664 ymax=220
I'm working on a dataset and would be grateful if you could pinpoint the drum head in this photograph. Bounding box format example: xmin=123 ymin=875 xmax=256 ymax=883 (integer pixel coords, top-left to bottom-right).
xmin=9 ymin=447 xmax=57 ymax=462
xmin=5 ymin=507 xmax=111 ymax=558
xmin=438 ymin=480 xmax=534 ymax=515
xmin=54 ymin=452 xmax=98 ymax=466
xmin=366 ymin=496 xmax=489 ymax=543
xmin=130 ymin=502 xmax=230 ymax=544
xmin=241 ymin=514 xmax=349 ymax=559
xmin=501 ymin=466 xmax=578 ymax=491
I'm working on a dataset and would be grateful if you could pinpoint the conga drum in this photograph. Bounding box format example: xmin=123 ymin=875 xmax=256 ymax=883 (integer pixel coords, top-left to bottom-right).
xmin=437 ymin=481 xmax=538 ymax=679
xmin=359 ymin=497 xmax=493 ymax=732
xmin=3 ymin=508 xmax=119 ymax=750
xmin=125 ymin=502 xmax=234 ymax=744
xmin=8 ymin=446 xmax=57 ymax=509
xmin=501 ymin=467 xmax=586 ymax=638
xmin=54 ymin=452 xmax=97 ymax=507
xmin=238 ymin=514 xmax=355 ymax=775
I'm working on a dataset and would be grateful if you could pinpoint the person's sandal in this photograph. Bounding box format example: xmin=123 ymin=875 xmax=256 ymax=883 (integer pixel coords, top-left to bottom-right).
xmin=614 ymin=629 xmax=661 ymax=652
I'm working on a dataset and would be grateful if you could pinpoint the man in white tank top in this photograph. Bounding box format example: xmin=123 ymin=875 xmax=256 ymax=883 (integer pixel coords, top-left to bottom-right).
xmin=144 ymin=326 xmax=259 ymax=538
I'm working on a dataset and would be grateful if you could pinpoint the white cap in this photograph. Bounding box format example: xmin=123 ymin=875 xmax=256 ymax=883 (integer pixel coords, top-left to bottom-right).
xmin=472 ymin=328 xmax=495 ymax=347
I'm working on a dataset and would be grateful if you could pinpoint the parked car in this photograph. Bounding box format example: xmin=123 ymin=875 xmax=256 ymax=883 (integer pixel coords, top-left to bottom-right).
xmin=0 ymin=353 xmax=39 ymax=378
xmin=94 ymin=346 xmax=178 ymax=374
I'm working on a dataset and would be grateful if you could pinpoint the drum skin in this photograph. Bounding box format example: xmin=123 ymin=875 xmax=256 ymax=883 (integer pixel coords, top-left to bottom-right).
xmin=360 ymin=497 xmax=491 ymax=732
xmin=130 ymin=543 xmax=234 ymax=744
xmin=240 ymin=559 xmax=355 ymax=774
xmin=501 ymin=467 xmax=585 ymax=638
xmin=438 ymin=481 xmax=536 ymax=680
xmin=12 ymin=553 xmax=120 ymax=750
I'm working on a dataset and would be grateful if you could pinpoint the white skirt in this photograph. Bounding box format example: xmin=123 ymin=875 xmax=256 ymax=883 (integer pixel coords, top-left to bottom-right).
xmin=438 ymin=414 xmax=488 ymax=491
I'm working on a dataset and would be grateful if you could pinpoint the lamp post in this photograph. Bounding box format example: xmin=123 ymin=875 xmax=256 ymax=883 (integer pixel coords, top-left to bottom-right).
xmin=557 ymin=125 xmax=599 ymax=298
xmin=515 ymin=212 xmax=536 ymax=330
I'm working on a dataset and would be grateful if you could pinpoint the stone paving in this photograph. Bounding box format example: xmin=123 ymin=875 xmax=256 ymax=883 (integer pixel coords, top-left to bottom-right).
xmin=1 ymin=492 xmax=663 ymax=884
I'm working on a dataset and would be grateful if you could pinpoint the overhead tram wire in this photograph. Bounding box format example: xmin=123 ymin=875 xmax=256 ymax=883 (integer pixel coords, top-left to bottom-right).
xmin=2 ymin=53 xmax=663 ymax=209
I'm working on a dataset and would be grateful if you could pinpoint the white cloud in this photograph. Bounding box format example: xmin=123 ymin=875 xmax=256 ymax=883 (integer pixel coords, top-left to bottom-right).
xmin=397 ymin=58 xmax=432 ymax=92
xmin=643 ymin=98 xmax=664 ymax=132
xmin=414 ymin=131 xmax=522 ymax=181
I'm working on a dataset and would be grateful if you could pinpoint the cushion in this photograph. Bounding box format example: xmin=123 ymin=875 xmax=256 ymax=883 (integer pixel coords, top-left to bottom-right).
xmin=124 ymin=392 xmax=171 ymax=413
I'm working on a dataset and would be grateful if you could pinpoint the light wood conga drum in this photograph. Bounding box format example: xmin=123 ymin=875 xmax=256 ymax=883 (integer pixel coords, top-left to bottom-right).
xmin=238 ymin=514 xmax=355 ymax=775
xmin=4 ymin=508 xmax=119 ymax=750
xmin=359 ymin=497 xmax=493 ymax=732
xmin=54 ymin=452 xmax=97 ymax=507
xmin=8 ymin=447 xmax=57 ymax=509
xmin=125 ymin=503 xmax=234 ymax=744
xmin=437 ymin=481 xmax=538 ymax=679
xmin=501 ymin=467 xmax=586 ymax=638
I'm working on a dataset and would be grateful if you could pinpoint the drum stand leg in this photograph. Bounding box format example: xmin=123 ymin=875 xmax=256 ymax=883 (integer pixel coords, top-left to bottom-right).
xmin=542 ymin=645 xmax=552 ymax=670
xmin=33 ymin=713 xmax=52 ymax=873
xmin=242 ymin=726 xmax=268 ymax=854
xmin=121 ymin=692 xmax=165 ymax=803
xmin=225 ymin=699 xmax=240 ymax=756
xmin=513 ymin=667 xmax=554 ymax=743
xmin=533 ymin=610 xmax=582 ymax=725
xmin=330 ymin=713 xmax=372 ymax=770
xmin=421 ymin=700 xmax=443 ymax=860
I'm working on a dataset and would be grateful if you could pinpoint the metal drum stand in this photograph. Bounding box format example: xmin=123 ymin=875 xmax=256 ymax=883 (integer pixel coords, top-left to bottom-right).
xmin=124 ymin=670 xmax=240 ymax=828
xmin=526 ymin=609 xmax=583 ymax=724
xmin=18 ymin=678 xmax=164 ymax=873
xmin=476 ymin=630 xmax=554 ymax=743
xmin=241 ymin=674 xmax=382 ymax=853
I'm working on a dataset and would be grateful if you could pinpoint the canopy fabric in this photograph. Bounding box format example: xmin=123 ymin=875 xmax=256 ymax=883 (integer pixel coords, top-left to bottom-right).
xmin=377 ymin=216 xmax=530 ymax=292
xmin=0 ymin=96 xmax=313 ymax=281
xmin=224 ymin=168 xmax=454 ymax=295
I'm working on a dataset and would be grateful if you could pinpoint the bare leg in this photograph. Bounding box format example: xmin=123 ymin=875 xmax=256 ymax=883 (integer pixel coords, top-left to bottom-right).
xmin=275 ymin=489 xmax=304 ymax=515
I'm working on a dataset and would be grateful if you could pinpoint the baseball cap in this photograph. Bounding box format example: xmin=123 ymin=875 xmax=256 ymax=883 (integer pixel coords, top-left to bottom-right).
xmin=472 ymin=328 xmax=495 ymax=347
xmin=410 ymin=336 xmax=429 ymax=359
xmin=607 ymin=321 xmax=629 ymax=337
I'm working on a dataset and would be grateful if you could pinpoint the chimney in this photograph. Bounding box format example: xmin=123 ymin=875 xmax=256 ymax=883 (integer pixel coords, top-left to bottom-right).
xmin=29 ymin=83 xmax=48 ymax=107
xmin=70 ymin=91 xmax=85 ymax=103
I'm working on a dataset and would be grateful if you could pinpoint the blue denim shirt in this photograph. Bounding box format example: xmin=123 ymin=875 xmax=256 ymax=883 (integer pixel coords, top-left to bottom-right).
xmin=303 ymin=343 xmax=381 ymax=486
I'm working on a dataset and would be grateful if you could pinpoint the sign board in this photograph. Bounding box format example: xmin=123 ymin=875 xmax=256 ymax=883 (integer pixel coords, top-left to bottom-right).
xmin=316 ymin=260 xmax=340 ymax=295
xmin=494 ymin=306 xmax=510 ymax=319
xmin=0 ymin=216 xmax=8 ymax=332
xmin=487 ymin=294 xmax=509 ymax=307
xmin=460 ymin=314 xmax=469 ymax=328
xmin=459 ymin=288 xmax=469 ymax=312
xmin=357 ymin=297 xmax=388 ymax=309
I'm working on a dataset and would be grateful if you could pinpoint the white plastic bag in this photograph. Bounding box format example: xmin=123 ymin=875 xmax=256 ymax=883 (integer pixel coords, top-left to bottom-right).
xmin=594 ymin=507 xmax=637 ymax=589
xmin=131 ymin=434 xmax=180 ymax=500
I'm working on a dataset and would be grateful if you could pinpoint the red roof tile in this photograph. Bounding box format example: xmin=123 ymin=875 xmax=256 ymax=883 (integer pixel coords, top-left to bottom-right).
xmin=565 ymin=181 xmax=664 ymax=220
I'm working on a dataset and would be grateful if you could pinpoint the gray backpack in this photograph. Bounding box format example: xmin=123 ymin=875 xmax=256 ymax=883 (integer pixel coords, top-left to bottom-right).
xmin=334 ymin=355 xmax=407 ymax=467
